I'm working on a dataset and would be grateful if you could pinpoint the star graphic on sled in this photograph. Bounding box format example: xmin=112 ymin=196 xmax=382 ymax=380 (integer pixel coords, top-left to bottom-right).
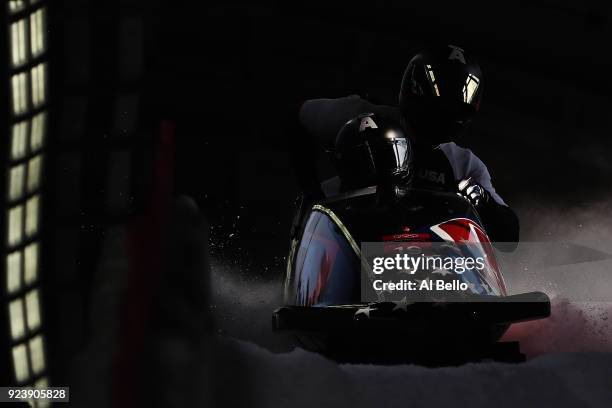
xmin=415 ymin=278 xmax=433 ymax=288
xmin=392 ymin=296 xmax=411 ymax=312
xmin=355 ymin=305 xmax=376 ymax=318
xmin=383 ymin=280 xmax=395 ymax=294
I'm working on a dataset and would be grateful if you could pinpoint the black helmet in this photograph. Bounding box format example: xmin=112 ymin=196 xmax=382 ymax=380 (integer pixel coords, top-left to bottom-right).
xmin=334 ymin=113 xmax=413 ymax=192
xmin=399 ymin=44 xmax=483 ymax=145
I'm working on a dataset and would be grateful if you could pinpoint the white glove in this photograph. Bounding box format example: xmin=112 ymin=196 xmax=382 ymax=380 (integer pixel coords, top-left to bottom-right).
xmin=457 ymin=177 xmax=490 ymax=208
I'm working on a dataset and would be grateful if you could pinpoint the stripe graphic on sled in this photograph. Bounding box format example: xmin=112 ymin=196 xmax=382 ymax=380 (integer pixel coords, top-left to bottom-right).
xmin=431 ymin=218 xmax=506 ymax=295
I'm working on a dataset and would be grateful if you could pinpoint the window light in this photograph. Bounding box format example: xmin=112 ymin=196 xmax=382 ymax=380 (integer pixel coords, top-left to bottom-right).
xmin=27 ymin=155 xmax=42 ymax=193
xmin=8 ymin=205 xmax=24 ymax=247
xmin=10 ymin=19 xmax=28 ymax=67
xmin=24 ymin=242 xmax=39 ymax=285
xmin=7 ymin=251 xmax=22 ymax=294
xmin=29 ymin=335 xmax=45 ymax=374
xmin=9 ymin=298 xmax=26 ymax=340
xmin=30 ymin=8 xmax=47 ymax=57
xmin=30 ymin=112 xmax=46 ymax=151
xmin=9 ymin=1 xmax=26 ymax=13
xmin=25 ymin=195 xmax=40 ymax=237
xmin=9 ymin=164 xmax=26 ymax=201
xmin=11 ymin=72 xmax=29 ymax=115
xmin=31 ymin=63 xmax=46 ymax=108
xmin=25 ymin=289 xmax=41 ymax=331
xmin=12 ymin=343 xmax=30 ymax=382
xmin=11 ymin=121 xmax=29 ymax=160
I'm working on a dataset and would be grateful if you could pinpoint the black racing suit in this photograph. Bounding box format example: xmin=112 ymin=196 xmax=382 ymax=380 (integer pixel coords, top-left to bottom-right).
xmin=290 ymin=95 xmax=519 ymax=250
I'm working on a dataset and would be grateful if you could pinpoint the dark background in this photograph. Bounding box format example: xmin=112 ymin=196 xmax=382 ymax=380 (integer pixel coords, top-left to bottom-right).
xmin=3 ymin=0 xmax=612 ymax=402
xmin=162 ymin=1 xmax=612 ymax=265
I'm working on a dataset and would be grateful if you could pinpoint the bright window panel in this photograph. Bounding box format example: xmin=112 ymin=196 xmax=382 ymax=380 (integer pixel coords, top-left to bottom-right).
xmin=7 ymin=251 xmax=22 ymax=294
xmin=39 ymin=398 xmax=51 ymax=408
xmin=10 ymin=19 xmax=28 ymax=67
xmin=12 ymin=343 xmax=30 ymax=383
xmin=24 ymin=242 xmax=39 ymax=285
xmin=30 ymin=112 xmax=46 ymax=151
xmin=9 ymin=164 xmax=26 ymax=201
xmin=8 ymin=205 xmax=24 ymax=247
xmin=30 ymin=8 xmax=47 ymax=57
xmin=35 ymin=377 xmax=50 ymax=408
xmin=11 ymin=72 xmax=29 ymax=115
xmin=11 ymin=121 xmax=29 ymax=160
xmin=25 ymin=289 xmax=41 ymax=331
xmin=37 ymin=383 xmax=51 ymax=408
xmin=35 ymin=377 xmax=48 ymax=389
xmin=31 ymin=63 xmax=47 ymax=108
xmin=26 ymin=195 xmax=40 ymax=237
xmin=29 ymin=335 xmax=45 ymax=374
xmin=9 ymin=298 xmax=26 ymax=340
xmin=27 ymin=155 xmax=42 ymax=193
xmin=9 ymin=1 xmax=26 ymax=14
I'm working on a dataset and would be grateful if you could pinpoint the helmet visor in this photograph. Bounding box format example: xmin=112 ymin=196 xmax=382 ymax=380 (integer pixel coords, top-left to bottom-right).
xmin=370 ymin=131 xmax=412 ymax=178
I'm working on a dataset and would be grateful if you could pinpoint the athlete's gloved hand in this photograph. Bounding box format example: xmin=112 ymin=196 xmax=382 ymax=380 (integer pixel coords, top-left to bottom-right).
xmin=457 ymin=177 xmax=490 ymax=208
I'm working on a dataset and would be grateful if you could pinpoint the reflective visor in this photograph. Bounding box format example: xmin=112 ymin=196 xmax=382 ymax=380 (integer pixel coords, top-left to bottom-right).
xmin=370 ymin=133 xmax=411 ymax=176
xmin=421 ymin=64 xmax=480 ymax=109
xmin=462 ymin=74 xmax=480 ymax=104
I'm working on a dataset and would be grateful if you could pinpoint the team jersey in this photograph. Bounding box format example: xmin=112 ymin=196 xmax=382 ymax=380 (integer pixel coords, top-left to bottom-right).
xmin=299 ymin=95 xmax=507 ymax=206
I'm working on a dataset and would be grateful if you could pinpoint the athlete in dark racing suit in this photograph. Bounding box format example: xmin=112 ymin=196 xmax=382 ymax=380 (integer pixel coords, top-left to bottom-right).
xmin=291 ymin=45 xmax=519 ymax=249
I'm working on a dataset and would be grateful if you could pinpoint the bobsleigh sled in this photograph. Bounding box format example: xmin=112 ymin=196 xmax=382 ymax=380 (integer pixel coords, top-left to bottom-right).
xmin=273 ymin=187 xmax=550 ymax=365
xmin=274 ymin=112 xmax=550 ymax=364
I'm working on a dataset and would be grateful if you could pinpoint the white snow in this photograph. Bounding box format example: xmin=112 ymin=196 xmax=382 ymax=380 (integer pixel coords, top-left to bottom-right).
xmin=212 ymin=337 xmax=612 ymax=408
xmin=61 ymin=197 xmax=612 ymax=407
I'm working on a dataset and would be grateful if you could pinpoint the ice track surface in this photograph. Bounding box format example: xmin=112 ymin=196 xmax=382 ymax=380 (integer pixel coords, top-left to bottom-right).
xmin=212 ymin=337 xmax=612 ymax=408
